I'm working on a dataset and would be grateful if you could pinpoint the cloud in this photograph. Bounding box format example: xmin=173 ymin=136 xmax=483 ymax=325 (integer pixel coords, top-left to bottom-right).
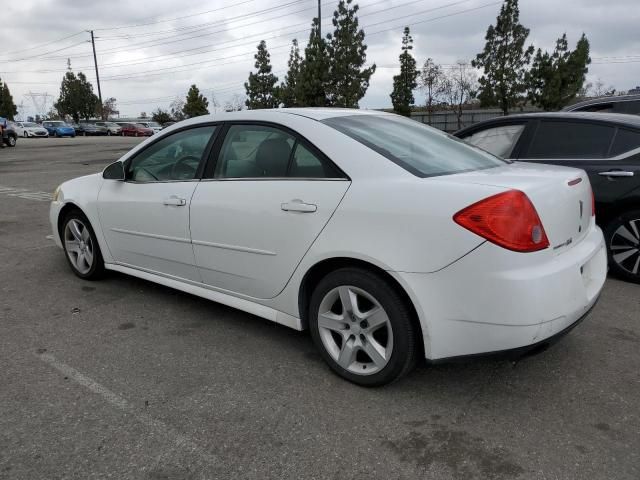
xmin=2 ymin=0 xmax=639 ymax=117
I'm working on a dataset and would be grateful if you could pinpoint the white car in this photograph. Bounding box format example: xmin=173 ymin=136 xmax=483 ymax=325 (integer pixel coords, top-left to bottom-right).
xmin=50 ymin=109 xmax=607 ymax=386
xmin=139 ymin=121 xmax=163 ymax=134
xmin=13 ymin=121 xmax=49 ymax=138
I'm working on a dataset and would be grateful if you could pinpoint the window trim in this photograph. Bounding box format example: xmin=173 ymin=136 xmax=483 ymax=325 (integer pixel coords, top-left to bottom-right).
xmin=201 ymin=120 xmax=350 ymax=181
xmin=123 ymin=122 xmax=221 ymax=184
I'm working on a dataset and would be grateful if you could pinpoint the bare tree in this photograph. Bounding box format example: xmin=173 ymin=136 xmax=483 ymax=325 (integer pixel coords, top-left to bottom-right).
xmin=591 ymin=78 xmax=616 ymax=97
xmin=442 ymin=62 xmax=477 ymax=130
xmin=210 ymin=91 xmax=220 ymax=114
xmin=170 ymin=97 xmax=186 ymax=121
xmin=419 ymin=58 xmax=446 ymax=124
xmin=224 ymin=94 xmax=246 ymax=112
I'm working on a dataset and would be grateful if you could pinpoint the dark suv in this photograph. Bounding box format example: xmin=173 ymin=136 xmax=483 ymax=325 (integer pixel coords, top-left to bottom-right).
xmin=455 ymin=112 xmax=640 ymax=283
xmin=563 ymin=94 xmax=640 ymax=115
xmin=2 ymin=121 xmax=18 ymax=147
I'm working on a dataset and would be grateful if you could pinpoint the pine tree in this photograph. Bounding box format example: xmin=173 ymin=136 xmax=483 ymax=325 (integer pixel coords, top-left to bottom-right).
xmin=182 ymin=85 xmax=209 ymax=118
xmin=390 ymin=27 xmax=418 ymax=117
xmin=279 ymin=39 xmax=303 ymax=107
xmin=296 ymin=18 xmax=331 ymax=107
xmin=326 ymin=0 xmax=375 ymax=108
xmin=527 ymin=34 xmax=591 ymax=110
xmin=472 ymin=0 xmax=534 ymax=114
xmin=152 ymin=108 xmax=172 ymax=125
xmin=54 ymin=70 xmax=100 ymax=123
xmin=0 ymin=78 xmax=18 ymax=120
xmin=244 ymin=40 xmax=279 ymax=109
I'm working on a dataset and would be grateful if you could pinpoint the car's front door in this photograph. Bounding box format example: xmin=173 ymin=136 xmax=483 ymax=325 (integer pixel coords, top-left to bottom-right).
xmin=189 ymin=123 xmax=350 ymax=299
xmin=97 ymin=125 xmax=218 ymax=281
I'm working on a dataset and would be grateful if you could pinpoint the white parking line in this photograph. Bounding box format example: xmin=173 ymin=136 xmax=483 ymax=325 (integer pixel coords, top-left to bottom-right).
xmin=36 ymin=352 xmax=218 ymax=470
xmin=0 ymin=185 xmax=52 ymax=201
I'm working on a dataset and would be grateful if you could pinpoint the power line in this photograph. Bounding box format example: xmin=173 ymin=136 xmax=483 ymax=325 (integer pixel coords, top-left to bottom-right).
xmin=0 ymin=31 xmax=85 ymax=57
xmin=93 ymin=0 xmax=260 ymax=31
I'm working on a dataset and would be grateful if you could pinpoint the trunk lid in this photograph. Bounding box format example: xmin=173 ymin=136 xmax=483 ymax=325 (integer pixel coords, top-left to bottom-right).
xmin=446 ymin=162 xmax=592 ymax=254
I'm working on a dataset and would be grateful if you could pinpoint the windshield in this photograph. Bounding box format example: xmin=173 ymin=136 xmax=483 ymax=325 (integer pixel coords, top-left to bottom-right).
xmin=24 ymin=122 xmax=38 ymax=127
xmin=322 ymin=114 xmax=506 ymax=178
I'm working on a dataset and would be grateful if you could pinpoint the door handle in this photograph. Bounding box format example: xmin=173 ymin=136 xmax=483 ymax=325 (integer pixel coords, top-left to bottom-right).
xmin=163 ymin=196 xmax=187 ymax=206
xmin=281 ymin=199 xmax=317 ymax=213
xmin=598 ymin=170 xmax=634 ymax=177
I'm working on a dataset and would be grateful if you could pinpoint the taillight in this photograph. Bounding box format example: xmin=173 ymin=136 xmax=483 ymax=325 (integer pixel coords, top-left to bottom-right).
xmin=591 ymin=188 xmax=596 ymax=217
xmin=453 ymin=190 xmax=549 ymax=252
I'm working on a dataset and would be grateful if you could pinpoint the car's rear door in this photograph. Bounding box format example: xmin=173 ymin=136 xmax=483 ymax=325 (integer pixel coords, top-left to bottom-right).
xmin=189 ymin=122 xmax=350 ymax=299
xmin=515 ymin=119 xmax=640 ymax=213
xmin=456 ymin=120 xmax=529 ymax=159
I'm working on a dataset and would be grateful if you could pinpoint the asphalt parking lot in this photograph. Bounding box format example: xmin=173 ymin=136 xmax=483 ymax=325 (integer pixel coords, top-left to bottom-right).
xmin=1 ymin=136 xmax=639 ymax=480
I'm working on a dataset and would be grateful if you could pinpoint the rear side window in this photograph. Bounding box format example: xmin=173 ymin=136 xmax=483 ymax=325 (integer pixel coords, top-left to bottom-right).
xmin=322 ymin=114 xmax=505 ymax=177
xmin=610 ymin=128 xmax=640 ymax=156
xmin=525 ymin=121 xmax=615 ymax=159
xmin=462 ymin=124 xmax=525 ymax=158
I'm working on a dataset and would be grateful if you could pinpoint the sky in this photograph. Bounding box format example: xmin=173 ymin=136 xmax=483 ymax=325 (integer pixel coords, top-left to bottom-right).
xmin=1 ymin=0 xmax=639 ymax=119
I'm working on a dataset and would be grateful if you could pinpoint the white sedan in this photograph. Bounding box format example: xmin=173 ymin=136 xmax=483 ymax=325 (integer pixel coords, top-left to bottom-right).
xmin=13 ymin=121 xmax=49 ymax=138
xmin=50 ymin=109 xmax=607 ymax=386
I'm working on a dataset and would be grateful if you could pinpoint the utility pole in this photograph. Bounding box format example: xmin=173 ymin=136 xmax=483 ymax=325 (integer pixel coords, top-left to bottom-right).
xmin=318 ymin=0 xmax=321 ymax=38
xmin=89 ymin=30 xmax=103 ymax=119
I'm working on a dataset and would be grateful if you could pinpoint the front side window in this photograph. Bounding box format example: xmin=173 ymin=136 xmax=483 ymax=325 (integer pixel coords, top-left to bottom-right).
xmin=525 ymin=121 xmax=615 ymax=159
xmin=462 ymin=124 xmax=525 ymax=158
xmin=322 ymin=114 xmax=505 ymax=177
xmin=610 ymin=128 xmax=640 ymax=156
xmin=214 ymin=124 xmax=343 ymax=179
xmin=126 ymin=126 xmax=216 ymax=182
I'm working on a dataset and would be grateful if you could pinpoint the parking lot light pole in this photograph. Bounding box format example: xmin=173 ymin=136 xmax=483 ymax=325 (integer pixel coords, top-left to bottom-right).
xmin=89 ymin=30 xmax=104 ymax=120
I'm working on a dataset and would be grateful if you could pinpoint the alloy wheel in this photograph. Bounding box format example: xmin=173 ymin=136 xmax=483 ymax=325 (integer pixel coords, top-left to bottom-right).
xmin=610 ymin=219 xmax=640 ymax=276
xmin=64 ymin=219 xmax=94 ymax=275
xmin=317 ymin=285 xmax=393 ymax=375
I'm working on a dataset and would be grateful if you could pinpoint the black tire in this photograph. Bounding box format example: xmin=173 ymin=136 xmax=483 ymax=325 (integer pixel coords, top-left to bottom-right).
xmin=23 ymin=132 xmax=28 ymax=138
xmin=7 ymin=136 xmax=16 ymax=147
xmin=61 ymin=210 xmax=105 ymax=280
xmin=605 ymin=210 xmax=640 ymax=284
xmin=55 ymin=131 xmax=59 ymax=138
xmin=107 ymin=130 xmax=111 ymax=136
xmin=309 ymin=268 xmax=418 ymax=387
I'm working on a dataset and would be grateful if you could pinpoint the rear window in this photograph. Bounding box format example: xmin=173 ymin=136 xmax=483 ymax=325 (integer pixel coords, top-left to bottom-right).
xmin=321 ymin=114 xmax=506 ymax=177
xmin=525 ymin=121 xmax=615 ymax=159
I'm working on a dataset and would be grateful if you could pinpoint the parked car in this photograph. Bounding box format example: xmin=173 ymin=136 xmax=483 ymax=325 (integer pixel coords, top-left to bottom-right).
xmin=94 ymin=121 xmax=122 ymax=136
xmin=455 ymin=112 xmax=640 ymax=283
xmin=2 ymin=120 xmax=18 ymax=147
xmin=138 ymin=121 xmax=163 ymax=134
xmin=563 ymin=94 xmax=640 ymax=115
xmin=43 ymin=121 xmax=76 ymax=138
xmin=118 ymin=123 xmax=153 ymax=137
xmin=13 ymin=121 xmax=49 ymax=138
xmin=74 ymin=123 xmax=108 ymax=136
xmin=50 ymin=109 xmax=606 ymax=386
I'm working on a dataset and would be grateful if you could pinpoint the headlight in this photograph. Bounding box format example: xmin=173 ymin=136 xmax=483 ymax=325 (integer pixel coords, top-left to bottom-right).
xmin=52 ymin=185 xmax=62 ymax=202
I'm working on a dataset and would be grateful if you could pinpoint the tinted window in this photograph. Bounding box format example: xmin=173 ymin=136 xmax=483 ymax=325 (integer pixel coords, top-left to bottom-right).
xmin=462 ymin=124 xmax=525 ymax=158
xmin=214 ymin=124 xmax=343 ymax=179
xmin=126 ymin=126 xmax=215 ymax=182
xmin=610 ymin=128 xmax=640 ymax=156
xmin=525 ymin=121 xmax=615 ymax=159
xmin=322 ymin=114 xmax=505 ymax=177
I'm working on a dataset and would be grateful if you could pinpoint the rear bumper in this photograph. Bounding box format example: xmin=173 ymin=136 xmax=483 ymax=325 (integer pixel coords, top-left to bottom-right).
xmin=394 ymin=225 xmax=607 ymax=360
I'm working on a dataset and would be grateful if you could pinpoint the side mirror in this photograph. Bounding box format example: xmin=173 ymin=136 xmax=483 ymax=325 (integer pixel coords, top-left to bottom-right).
xmin=103 ymin=161 xmax=125 ymax=180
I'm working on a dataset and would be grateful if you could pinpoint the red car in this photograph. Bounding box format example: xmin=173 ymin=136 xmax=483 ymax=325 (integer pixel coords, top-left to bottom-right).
xmin=118 ymin=123 xmax=153 ymax=137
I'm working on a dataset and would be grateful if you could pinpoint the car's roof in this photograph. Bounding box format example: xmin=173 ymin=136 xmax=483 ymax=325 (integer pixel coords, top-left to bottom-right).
xmin=562 ymin=94 xmax=640 ymax=111
xmin=457 ymin=111 xmax=640 ymax=134
xmin=175 ymin=108 xmax=391 ymax=125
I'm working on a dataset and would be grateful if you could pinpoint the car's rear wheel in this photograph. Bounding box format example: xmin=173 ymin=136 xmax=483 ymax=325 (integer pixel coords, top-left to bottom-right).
xmin=605 ymin=210 xmax=640 ymax=283
xmin=23 ymin=132 xmax=28 ymax=138
xmin=309 ymin=268 xmax=418 ymax=387
xmin=61 ymin=211 xmax=105 ymax=280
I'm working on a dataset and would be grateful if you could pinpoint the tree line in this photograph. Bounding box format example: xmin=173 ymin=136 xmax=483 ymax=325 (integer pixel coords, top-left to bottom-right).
xmin=24 ymin=0 xmax=609 ymax=124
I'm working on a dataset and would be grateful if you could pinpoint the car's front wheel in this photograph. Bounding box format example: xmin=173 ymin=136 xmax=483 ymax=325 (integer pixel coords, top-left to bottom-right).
xmin=605 ymin=210 xmax=640 ymax=283
xmin=23 ymin=132 xmax=28 ymax=138
xmin=61 ymin=211 xmax=105 ymax=280
xmin=7 ymin=136 xmax=16 ymax=147
xmin=309 ymin=268 xmax=418 ymax=387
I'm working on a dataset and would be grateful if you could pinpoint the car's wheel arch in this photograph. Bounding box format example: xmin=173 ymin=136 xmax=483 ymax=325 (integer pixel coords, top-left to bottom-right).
xmin=298 ymin=256 xmax=425 ymax=359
